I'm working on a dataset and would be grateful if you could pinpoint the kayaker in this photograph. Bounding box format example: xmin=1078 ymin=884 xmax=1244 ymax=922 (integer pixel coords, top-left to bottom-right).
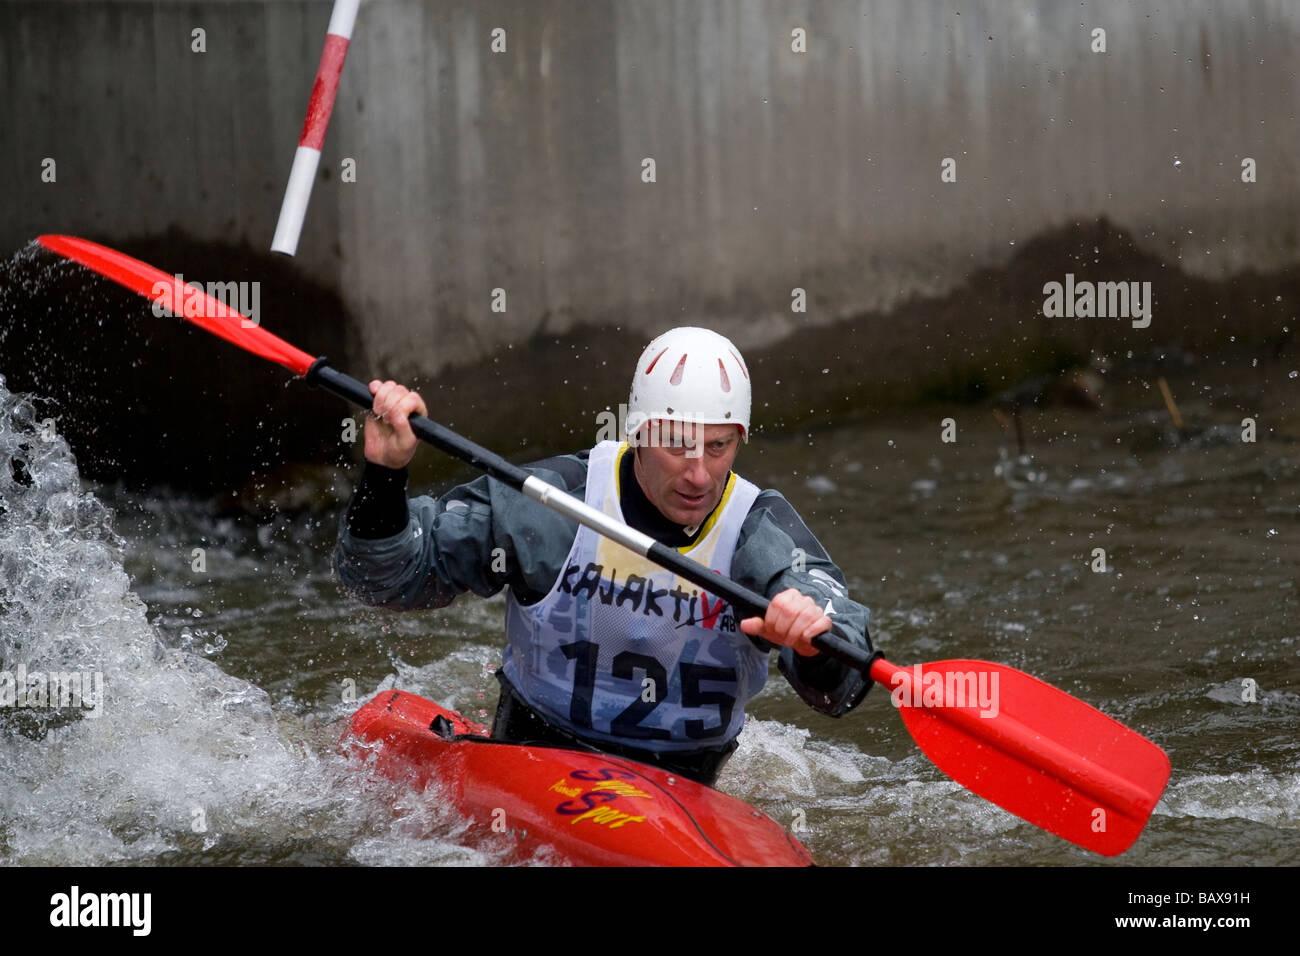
xmin=335 ymin=327 xmax=879 ymax=785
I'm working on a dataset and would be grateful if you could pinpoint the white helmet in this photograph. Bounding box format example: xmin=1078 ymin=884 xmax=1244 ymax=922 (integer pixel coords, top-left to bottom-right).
xmin=626 ymin=327 xmax=751 ymax=441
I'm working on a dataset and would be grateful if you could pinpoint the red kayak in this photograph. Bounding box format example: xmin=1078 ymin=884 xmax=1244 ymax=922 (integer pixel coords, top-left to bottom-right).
xmin=344 ymin=689 xmax=814 ymax=866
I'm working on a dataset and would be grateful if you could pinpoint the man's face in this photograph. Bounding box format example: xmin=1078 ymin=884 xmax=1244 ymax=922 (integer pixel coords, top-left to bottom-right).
xmin=631 ymin=421 xmax=742 ymax=527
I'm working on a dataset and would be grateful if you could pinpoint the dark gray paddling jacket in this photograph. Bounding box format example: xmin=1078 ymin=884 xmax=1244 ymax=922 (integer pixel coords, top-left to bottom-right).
xmin=334 ymin=449 xmax=875 ymax=724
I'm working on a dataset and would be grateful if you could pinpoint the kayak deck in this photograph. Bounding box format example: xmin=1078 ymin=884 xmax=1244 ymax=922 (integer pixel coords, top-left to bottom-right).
xmin=345 ymin=690 xmax=814 ymax=866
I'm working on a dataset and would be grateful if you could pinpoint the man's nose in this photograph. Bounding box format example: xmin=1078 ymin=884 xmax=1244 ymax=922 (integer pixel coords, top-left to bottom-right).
xmin=683 ymin=448 xmax=708 ymax=484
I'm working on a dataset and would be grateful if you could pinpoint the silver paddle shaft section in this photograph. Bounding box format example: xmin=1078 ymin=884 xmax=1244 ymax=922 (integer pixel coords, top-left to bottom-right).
xmin=521 ymin=475 xmax=657 ymax=556
xmin=522 ymin=475 xmax=767 ymax=621
xmin=524 ymin=474 xmax=872 ymax=671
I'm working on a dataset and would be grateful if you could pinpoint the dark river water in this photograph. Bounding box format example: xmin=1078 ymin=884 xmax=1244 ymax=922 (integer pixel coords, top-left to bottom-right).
xmin=1 ymin=366 xmax=1297 ymax=866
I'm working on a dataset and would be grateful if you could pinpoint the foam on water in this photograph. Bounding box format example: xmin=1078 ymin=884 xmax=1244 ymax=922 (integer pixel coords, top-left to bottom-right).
xmin=0 ymin=377 xmax=510 ymax=865
xmin=725 ymin=716 xmax=876 ymax=798
xmin=723 ymin=716 xmax=1046 ymax=864
xmin=1158 ymin=769 xmax=1300 ymax=829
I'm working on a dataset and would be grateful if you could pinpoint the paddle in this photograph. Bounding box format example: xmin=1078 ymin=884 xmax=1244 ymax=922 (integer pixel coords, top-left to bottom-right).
xmin=34 ymin=234 xmax=1171 ymax=855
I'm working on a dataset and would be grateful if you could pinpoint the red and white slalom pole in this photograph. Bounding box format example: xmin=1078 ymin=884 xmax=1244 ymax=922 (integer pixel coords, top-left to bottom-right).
xmin=271 ymin=0 xmax=361 ymax=256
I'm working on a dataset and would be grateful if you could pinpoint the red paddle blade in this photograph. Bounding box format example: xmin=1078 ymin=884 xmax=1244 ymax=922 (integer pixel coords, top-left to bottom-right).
xmin=36 ymin=235 xmax=316 ymax=376
xmin=870 ymin=658 xmax=1171 ymax=856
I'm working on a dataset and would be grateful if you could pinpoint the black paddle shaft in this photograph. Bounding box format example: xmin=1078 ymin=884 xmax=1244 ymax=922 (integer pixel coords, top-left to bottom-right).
xmin=306 ymin=359 xmax=877 ymax=675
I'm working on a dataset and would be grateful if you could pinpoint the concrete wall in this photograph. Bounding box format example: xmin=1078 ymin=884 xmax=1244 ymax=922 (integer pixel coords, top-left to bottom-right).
xmin=3 ymin=0 xmax=1298 ymax=378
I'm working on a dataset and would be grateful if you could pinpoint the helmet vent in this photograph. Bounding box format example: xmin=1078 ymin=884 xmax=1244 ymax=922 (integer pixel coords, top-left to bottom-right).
xmin=644 ymin=348 xmax=668 ymax=375
xmin=730 ymin=349 xmax=748 ymax=379
xmin=717 ymin=359 xmax=731 ymax=393
xmin=669 ymin=354 xmax=688 ymax=386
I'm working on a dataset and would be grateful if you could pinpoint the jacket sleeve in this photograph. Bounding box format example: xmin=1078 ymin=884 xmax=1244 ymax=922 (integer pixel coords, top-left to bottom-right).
xmin=731 ymin=489 xmax=875 ymax=718
xmin=333 ymin=455 xmax=585 ymax=611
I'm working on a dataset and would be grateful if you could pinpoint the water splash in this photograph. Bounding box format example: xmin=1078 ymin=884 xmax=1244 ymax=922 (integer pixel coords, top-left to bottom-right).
xmin=0 ymin=376 xmax=503 ymax=865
